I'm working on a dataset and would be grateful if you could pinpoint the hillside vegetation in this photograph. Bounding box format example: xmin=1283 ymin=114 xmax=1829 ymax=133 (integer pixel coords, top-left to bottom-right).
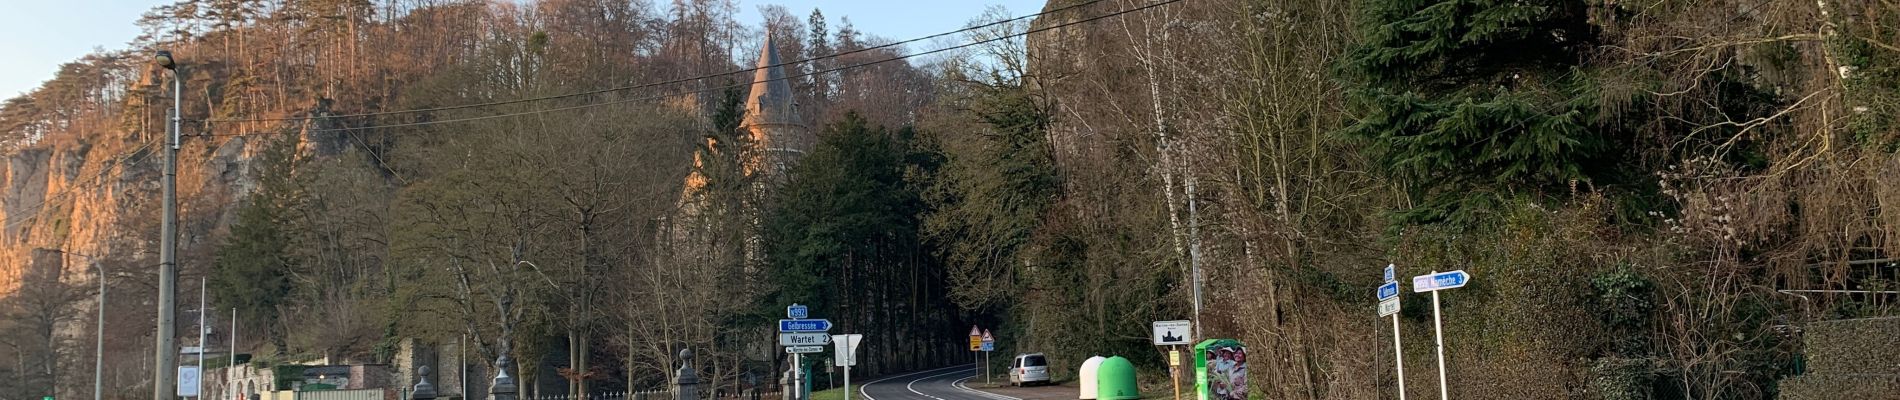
xmin=0 ymin=0 xmax=1892 ymax=399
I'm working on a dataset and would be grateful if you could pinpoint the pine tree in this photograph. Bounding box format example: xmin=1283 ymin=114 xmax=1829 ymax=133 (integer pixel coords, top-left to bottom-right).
xmin=1341 ymin=0 xmax=1610 ymax=225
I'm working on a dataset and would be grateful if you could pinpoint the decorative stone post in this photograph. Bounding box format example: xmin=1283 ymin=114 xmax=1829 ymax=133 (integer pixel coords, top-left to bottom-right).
xmin=780 ymin=368 xmax=795 ymax=400
xmin=674 ymin=349 xmax=700 ymax=400
xmin=491 ymin=354 xmax=519 ymax=400
xmin=413 ymin=366 xmax=439 ymax=400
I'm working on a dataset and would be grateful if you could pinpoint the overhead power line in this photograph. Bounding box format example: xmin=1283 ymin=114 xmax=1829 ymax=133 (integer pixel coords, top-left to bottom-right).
xmin=202 ymin=0 xmax=1118 ymax=124
xmin=196 ymin=0 xmax=1187 ymax=137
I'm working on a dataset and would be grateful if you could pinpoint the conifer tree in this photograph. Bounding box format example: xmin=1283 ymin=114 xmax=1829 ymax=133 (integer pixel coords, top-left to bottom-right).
xmin=1341 ymin=0 xmax=1609 ymax=224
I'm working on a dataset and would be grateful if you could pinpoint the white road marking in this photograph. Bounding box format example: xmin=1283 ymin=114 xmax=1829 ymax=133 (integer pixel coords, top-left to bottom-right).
xmin=951 ymin=376 xmax=1024 ymax=400
xmin=859 ymin=365 xmax=974 ymax=400
xmin=907 ymin=368 xmax=980 ymax=400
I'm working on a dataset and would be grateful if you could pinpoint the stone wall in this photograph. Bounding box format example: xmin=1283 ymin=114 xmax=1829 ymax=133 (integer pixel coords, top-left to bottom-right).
xmin=1777 ymin=317 xmax=1900 ymax=400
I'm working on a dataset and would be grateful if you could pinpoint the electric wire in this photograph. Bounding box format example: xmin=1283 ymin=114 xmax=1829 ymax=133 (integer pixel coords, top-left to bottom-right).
xmin=195 ymin=0 xmax=1186 ymax=137
xmin=200 ymin=0 xmax=1118 ymax=124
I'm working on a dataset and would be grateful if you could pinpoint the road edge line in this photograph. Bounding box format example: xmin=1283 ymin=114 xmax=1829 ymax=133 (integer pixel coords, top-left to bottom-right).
xmin=951 ymin=376 xmax=1024 ymax=400
xmin=858 ymin=364 xmax=973 ymax=400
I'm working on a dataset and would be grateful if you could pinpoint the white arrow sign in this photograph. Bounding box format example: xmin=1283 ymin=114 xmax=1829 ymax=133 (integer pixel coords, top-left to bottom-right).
xmin=780 ymin=332 xmax=832 ymax=346
xmin=785 ymin=345 xmax=825 ymax=354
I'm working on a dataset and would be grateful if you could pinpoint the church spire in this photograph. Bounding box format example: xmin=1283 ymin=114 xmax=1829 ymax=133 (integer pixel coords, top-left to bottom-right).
xmin=742 ymin=33 xmax=802 ymax=130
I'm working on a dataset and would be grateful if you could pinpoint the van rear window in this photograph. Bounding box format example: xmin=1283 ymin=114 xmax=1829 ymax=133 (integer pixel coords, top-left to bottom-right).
xmin=1024 ymin=355 xmax=1047 ymax=367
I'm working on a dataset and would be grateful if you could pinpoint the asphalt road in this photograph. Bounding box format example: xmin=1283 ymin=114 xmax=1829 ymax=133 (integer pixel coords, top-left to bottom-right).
xmin=858 ymin=365 xmax=1024 ymax=400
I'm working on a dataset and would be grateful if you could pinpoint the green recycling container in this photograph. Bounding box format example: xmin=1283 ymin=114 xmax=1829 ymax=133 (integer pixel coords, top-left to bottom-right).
xmin=1096 ymin=356 xmax=1140 ymax=400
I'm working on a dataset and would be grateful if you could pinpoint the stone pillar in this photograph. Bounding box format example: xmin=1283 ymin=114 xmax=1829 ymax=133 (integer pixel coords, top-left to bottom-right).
xmin=492 ymin=354 xmax=519 ymax=400
xmin=780 ymin=369 xmax=794 ymax=400
xmin=674 ymin=349 xmax=700 ymax=400
xmin=413 ymin=366 xmax=439 ymax=400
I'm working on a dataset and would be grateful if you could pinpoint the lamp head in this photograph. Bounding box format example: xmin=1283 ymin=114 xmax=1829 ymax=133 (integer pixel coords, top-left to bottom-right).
xmin=155 ymin=51 xmax=176 ymax=70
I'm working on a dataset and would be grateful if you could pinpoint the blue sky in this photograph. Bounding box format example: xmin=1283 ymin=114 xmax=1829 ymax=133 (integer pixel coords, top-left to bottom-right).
xmin=0 ymin=0 xmax=1045 ymax=100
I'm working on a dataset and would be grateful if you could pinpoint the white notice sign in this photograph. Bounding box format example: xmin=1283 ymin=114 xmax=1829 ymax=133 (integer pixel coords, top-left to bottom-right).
xmin=177 ymin=366 xmax=201 ymax=397
xmin=1152 ymin=320 xmax=1191 ymax=345
xmin=1378 ymin=297 xmax=1401 ymax=317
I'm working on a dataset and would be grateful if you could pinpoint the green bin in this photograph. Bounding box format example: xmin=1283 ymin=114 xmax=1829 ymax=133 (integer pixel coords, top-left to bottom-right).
xmin=1096 ymin=356 xmax=1139 ymax=400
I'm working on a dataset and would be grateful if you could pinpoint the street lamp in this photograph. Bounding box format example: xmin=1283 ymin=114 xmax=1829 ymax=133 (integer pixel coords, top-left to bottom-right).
xmin=155 ymin=51 xmax=176 ymax=70
xmin=152 ymin=49 xmax=182 ymax=400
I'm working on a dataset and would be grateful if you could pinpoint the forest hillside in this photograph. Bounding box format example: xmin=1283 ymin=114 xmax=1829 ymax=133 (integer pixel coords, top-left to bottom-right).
xmin=0 ymin=0 xmax=1894 ymax=399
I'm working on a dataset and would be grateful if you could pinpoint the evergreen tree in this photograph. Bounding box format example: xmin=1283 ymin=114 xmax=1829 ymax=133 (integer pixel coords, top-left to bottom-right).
xmin=210 ymin=137 xmax=303 ymax=355
xmin=1341 ymin=0 xmax=1611 ymax=225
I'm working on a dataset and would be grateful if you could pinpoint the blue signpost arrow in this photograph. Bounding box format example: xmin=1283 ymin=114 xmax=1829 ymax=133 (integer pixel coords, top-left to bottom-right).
xmin=779 ymin=319 xmax=832 ymax=332
xmin=1410 ymin=270 xmax=1473 ymax=400
xmin=1410 ymin=270 xmax=1470 ymax=292
xmin=1378 ymin=282 xmax=1400 ymax=300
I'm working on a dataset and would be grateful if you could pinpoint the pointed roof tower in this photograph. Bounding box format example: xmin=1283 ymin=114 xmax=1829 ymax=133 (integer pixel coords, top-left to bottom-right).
xmin=741 ymin=34 xmax=803 ymax=130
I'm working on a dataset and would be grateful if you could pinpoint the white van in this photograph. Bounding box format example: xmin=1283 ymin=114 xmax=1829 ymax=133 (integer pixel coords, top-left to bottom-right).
xmin=1008 ymin=353 xmax=1051 ymax=386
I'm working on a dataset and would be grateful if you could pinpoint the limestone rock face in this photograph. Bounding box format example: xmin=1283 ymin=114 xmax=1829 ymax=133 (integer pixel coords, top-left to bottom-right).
xmin=0 ymin=74 xmax=275 ymax=293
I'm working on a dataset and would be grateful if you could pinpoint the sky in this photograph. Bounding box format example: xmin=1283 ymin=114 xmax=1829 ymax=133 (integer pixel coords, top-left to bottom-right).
xmin=0 ymin=0 xmax=1046 ymax=100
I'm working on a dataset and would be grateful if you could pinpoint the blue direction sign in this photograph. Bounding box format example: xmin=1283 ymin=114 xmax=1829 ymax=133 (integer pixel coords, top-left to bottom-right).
xmin=1411 ymin=270 xmax=1471 ymax=292
xmin=779 ymin=319 xmax=832 ymax=332
xmin=1383 ymin=264 xmax=1396 ymax=283
xmin=788 ymin=304 xmax=809 ymax=319
xmin=1377 ymin=282 xmax=1400 ymax=300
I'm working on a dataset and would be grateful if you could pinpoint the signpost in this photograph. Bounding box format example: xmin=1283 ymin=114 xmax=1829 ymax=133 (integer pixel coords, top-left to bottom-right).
xmin=1411 ymin=270 xmax=1472 ymax=400
xmin=1153 ymin=320 xmax=1192 ymax=400
xmin=780 ymin=333 xmax=832 ymax=346
xmin=779 ymin=319 xmax=833 ymax=332
xmin=781 ymin=305 xmax=831 ymax=400
xmin=980 ymin=330 xmax=996 ymax=384
xmin=1378 ymin=265 xmax=1405 ymax=400
xmin=834 ymin=334 xmax=864 ymax=400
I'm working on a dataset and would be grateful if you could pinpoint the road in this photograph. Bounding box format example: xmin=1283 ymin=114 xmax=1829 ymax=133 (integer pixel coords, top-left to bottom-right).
xmin=857 ymin=365 xmax=1023 ymax=400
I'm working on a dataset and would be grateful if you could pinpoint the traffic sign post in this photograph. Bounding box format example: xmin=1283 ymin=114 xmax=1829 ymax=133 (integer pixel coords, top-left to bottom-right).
xmin=981 ymin=329 xmax=996 ymax=384
xmin=1153 ymin=320 xmax=1191 ymax=400
xmin=781 ymin=306 xmax=831 ymax=400
xmin=1378 ymin=265 xmax=1405 ymax=400
xmin=1411 ymin=270 xmax=1471 ymax=400
xmin=834 ymin=334 xmax=864 ymax=400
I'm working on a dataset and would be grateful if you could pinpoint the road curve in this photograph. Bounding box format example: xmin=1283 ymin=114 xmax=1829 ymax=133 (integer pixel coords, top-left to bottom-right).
xmin=858 ymin=365 xmax=1020 ymax=400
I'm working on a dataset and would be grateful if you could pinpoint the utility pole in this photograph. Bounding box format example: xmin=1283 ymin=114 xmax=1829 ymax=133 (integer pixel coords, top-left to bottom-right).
xmin=198 ymin=277 xmax=207 ymax=400
xmin=229 ymin=308 xmax=236 ymax=400
xmin=154 ymin=49 xmax=181 ymax=400
xmin=95 ymin=262 xmax=105 ymax=400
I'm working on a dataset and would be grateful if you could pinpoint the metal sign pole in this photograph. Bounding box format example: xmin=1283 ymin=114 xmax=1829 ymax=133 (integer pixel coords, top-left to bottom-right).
xmin=842 ymin=348 xmax=852 ymax=400
xmin=792 ymin=353 xmax=801 ymax=400
xmin=1170 ymin=345 xmax=1181 ymax=400
xmin=1391 ymin=313 xmax=1407 ymax=400
xmin=1431 ymin=288 xmax=1447 ymax=400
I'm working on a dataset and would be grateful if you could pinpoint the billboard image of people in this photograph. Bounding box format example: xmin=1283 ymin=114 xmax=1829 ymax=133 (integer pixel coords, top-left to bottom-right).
xmin=1194 ymin=339 xmax=1247 ymax=400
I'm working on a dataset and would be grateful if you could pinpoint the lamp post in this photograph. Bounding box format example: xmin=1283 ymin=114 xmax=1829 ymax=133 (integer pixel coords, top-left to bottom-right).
xmin=49 ymin=249 xmax=106 ymax=400
xmin=153 ymin=49 xmax=182 ymax=400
